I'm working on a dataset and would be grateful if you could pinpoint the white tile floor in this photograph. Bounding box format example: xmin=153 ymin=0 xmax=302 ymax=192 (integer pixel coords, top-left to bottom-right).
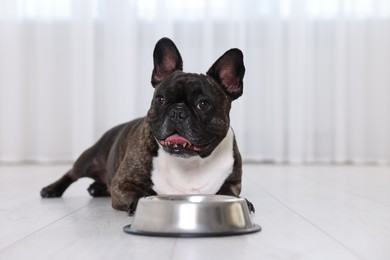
xmin=0 ymin=163 xmax=390 ymax=260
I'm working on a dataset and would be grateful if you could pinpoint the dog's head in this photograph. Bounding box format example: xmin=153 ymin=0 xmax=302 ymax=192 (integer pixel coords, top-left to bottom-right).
xmin=147 ymin=38 xmax=245 ymax=158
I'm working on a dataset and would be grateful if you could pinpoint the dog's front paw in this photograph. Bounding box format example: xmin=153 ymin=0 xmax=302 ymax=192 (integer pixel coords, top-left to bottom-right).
xmin=245 ymin=199 xmax=255 ymax=213
xmin=126 ymin=200 xmax=140 ymax=216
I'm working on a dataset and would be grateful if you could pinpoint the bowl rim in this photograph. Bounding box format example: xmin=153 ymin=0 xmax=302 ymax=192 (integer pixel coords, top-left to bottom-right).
xmin=141 ymin=194 xmax=247 ymax=204
xmin=123 ymin=224 xmax=261 ymax=237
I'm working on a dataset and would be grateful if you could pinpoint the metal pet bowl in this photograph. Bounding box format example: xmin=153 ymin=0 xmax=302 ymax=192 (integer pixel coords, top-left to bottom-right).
xmin=123 ymin=195 xmax=261 ymax=237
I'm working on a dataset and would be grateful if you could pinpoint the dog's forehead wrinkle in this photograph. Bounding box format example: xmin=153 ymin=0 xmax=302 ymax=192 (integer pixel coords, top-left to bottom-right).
xmin=162 ymin=74 xmax=209 ymax=102
xmin=172 ymin=73 xmax=203 ymax=87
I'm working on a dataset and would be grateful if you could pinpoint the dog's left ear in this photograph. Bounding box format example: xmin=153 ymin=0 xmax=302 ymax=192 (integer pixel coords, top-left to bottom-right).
xmin=151 ymin=38 xmax=183 ymax=87
xmin=206 ymin=49 xmax=245 ymax=100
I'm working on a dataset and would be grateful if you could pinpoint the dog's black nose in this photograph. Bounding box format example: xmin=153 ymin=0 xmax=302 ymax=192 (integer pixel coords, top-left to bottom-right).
xmin=169 ymin=107 xmax=188 ymax=122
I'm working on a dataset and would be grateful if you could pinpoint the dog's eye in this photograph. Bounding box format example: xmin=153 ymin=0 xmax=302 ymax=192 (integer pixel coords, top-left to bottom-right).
xmin=155 ymin=96 xmax=165 ymax=105
xmin=196 ymin=100 xmax=211 ymax=111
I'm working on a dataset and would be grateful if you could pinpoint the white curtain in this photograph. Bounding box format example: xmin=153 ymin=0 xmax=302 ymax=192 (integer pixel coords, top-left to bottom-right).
xmin=1 ymin=0 xmax=390 ymax=164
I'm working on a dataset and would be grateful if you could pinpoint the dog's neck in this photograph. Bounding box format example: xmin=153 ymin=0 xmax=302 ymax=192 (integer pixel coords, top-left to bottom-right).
xmin=151 ymin=128 xmax=235 ymax=195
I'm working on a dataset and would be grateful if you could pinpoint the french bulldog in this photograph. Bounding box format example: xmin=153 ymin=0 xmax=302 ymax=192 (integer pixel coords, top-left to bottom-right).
xmin=40 ymin=37 xmax=254 ymax=214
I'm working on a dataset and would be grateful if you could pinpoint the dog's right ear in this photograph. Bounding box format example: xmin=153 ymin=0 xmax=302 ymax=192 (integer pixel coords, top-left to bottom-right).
xmin=151 ymin=38 xmax=183 ymax=87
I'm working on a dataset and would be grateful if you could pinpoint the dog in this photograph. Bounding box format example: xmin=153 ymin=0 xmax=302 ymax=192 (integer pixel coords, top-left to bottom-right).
xmin=40 ymin=37 xmax=254 ymax=214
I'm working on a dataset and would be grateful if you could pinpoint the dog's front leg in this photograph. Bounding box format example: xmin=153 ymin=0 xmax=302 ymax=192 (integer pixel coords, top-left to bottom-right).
xmin=111 ymin=179 xmax=156 ymax=215
xmin=217 ymin=181 xmax=255 ymax=213
xmin=110 ymin=159 xmax=156 ymax=215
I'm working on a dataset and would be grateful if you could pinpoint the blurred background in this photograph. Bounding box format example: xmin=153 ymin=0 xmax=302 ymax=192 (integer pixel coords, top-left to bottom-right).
xmin=0 ymin=0 xmax=389 ymax=164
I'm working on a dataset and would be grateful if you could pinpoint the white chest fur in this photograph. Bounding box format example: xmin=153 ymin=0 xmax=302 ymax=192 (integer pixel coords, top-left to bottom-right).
xmin=151 ymin=128 xmax=235 ymax=195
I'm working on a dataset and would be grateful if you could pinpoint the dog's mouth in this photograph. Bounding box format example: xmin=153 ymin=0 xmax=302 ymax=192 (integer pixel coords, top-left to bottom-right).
xmin=159 ymin=133 xmax=217 ymax=155
xmin=159 ymin=133 xmax=202 ymax=152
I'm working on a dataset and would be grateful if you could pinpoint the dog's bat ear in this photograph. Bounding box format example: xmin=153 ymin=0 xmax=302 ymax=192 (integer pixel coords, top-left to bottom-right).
xmin=151 ymin=38 xmax=183 ymax=87
xmin=206 ymin=49 xmax=245 ymax=100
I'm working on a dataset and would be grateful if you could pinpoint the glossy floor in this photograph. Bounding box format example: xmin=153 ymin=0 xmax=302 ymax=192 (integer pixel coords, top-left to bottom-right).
xmin=0 ymin=164 xmax=389 ymax=260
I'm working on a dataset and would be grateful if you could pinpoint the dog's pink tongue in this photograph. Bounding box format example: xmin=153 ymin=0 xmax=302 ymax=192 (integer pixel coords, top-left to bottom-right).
xmin=165 ymin=134 xmax=191 ymax=144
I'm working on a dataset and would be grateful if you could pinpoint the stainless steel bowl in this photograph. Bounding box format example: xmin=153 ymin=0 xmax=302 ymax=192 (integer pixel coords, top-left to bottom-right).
xmin=123 ymin=195 xmax=261 ymax=237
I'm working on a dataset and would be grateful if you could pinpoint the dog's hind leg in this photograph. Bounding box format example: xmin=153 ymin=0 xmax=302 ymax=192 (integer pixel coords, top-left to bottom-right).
xmin=40 ymin=124 xmax=127 ymax=198
xmin=40 ymin=147 xmax=110 ymax=198
xmin=40 ymin=169 xmax=75 ymax=198
xmin=87 ymin=181 xmax=110 ymax=197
